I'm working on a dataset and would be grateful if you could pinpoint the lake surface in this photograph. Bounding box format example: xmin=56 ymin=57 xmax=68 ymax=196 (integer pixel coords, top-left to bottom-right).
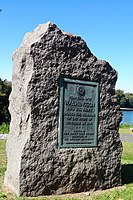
xmin=121 ymin=109 xmax=133 ymax=125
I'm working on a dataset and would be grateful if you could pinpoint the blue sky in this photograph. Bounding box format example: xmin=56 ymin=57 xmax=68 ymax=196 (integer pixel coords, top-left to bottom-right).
xmin=0 ymin=0 xmax=133 ymax=92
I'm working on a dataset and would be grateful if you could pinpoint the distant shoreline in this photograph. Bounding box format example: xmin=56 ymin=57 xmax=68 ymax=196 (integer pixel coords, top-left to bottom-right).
xmin=120 ymin=108 xmax=133 ymax=111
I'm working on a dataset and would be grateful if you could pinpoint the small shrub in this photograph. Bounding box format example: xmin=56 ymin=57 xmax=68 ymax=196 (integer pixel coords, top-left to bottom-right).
xmin=0 ymin=193 xmax=7 ymax=198
xmin=0 ymin=123 xmax=9 ymax=134
xmin=120 ymin=122 xmax=132 ymax=128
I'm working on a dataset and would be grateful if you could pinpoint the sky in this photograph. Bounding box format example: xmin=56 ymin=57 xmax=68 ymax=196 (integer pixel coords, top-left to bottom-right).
xmin=0 ymin=0 xmax=133 ymax=93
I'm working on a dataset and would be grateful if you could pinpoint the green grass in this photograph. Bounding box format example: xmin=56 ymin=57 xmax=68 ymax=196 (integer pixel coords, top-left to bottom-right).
xmin=89 ymin=184 xmax=133 ymax=200
xmin=0 ymin=123 xmax=9 ymax=134
xmin=119 ymin=127 xmax=133 ymax=134
xmin=1 ymin=140 xmax=133 ymax=199
xmin=121 ymin=142 xmax=133 ymax=164
xmin=0 ymin=140 xmax=6 ymax=190
xmin=119 ymin=122 xmax=133 ymax=134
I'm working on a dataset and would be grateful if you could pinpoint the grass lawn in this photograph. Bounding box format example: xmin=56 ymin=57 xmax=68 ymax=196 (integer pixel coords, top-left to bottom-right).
xmin=119 ymin=127 xmax=133 ymax=134
xmin=122 ymin=142 xmax=133 ymax=164
xmin=1 ymin=140 xmax=133 ymax=199
xmin=0 ymin=140 xmax=6 ymax=190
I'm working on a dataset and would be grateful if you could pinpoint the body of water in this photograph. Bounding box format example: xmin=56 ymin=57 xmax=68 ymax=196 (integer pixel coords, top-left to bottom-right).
xmin=121 ymin=109 xmax=133 ymax=125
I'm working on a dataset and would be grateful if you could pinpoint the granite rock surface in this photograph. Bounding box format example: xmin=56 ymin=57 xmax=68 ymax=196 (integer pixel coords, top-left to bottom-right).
xmin=4 ymin=21 xmax=122 ymax=196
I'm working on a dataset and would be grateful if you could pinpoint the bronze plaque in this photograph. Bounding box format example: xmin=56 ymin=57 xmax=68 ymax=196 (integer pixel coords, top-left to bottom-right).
xmin=59 ymin=77 xmax=99 ymax=148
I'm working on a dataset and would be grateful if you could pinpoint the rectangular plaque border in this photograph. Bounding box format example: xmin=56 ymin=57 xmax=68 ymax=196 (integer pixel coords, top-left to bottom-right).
xmin=58 ymin=77 xmax=99 ymax=148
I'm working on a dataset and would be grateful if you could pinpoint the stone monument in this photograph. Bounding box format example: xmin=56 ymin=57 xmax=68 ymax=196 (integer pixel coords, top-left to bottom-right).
xmin=4 ymin=21 xmax=122 ymax=197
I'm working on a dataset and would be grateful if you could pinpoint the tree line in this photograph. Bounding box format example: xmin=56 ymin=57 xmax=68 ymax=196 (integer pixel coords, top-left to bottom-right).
xmin=0 ymin=77 xmax=133 ymax=124
xmin=115 ymin=89 xmax=133 ymax=108
xmin=0 ymin=78 xmax=11 ymax=125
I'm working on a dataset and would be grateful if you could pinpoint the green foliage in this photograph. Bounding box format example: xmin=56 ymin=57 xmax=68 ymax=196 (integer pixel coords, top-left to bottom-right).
xmin=116 ymin=89 xmax=133 ymax=108
xmin=0 ymin=78 xmax=11 ymax=125
xmin=0 ymin=123 xmax=9 ymax=134
xmin=120 ymin=122 xmax=133 ymax=128
xmin=115 ymin=89 xmax=125 ymax=103
xmin=125 ymin=93 xmax=133 ymax=108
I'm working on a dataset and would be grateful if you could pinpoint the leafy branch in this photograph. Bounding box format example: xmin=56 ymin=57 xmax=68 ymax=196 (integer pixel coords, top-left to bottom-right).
xmin=116 ymin=89 xmax=133 ymax=108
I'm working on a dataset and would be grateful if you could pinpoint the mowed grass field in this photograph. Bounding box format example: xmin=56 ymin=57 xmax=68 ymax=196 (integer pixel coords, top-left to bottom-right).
xmin=119 ymin=128 xmax=133 ymax=134
xmin=1 ymin=139 xmax=133 ymax=199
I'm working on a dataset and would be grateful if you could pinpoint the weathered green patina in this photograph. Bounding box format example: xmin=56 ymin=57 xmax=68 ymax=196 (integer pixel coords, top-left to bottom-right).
xmin=59 ymin=77 xmax=99 ymax=148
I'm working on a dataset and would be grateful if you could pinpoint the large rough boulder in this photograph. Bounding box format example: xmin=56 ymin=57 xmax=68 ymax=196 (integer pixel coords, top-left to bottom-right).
xmin=4 ymin=21 xmax=122 ymax=196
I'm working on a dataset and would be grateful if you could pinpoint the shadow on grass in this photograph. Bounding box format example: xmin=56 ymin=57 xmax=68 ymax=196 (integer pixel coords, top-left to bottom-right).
xmin=122 ymin=164 xmax=133 ymax=184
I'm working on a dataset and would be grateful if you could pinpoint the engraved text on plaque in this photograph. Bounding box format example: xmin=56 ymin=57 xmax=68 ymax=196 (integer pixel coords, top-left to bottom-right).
xmin=59 ymin=77 xmax=99 ymax=148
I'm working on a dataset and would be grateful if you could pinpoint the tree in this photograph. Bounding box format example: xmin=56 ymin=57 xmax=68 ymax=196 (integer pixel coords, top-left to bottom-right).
xmin=115 ymin=90 xmax=133 ymax=108
xmin=120 ymin=97 xmax=127 ymax=108
xmin=0 ymin=78 xmax=11 ymax=124
xmin=125 ymin=93 xmax=133 ymax=108
xmin=115 ymin=89 xmax=125 ymax=105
